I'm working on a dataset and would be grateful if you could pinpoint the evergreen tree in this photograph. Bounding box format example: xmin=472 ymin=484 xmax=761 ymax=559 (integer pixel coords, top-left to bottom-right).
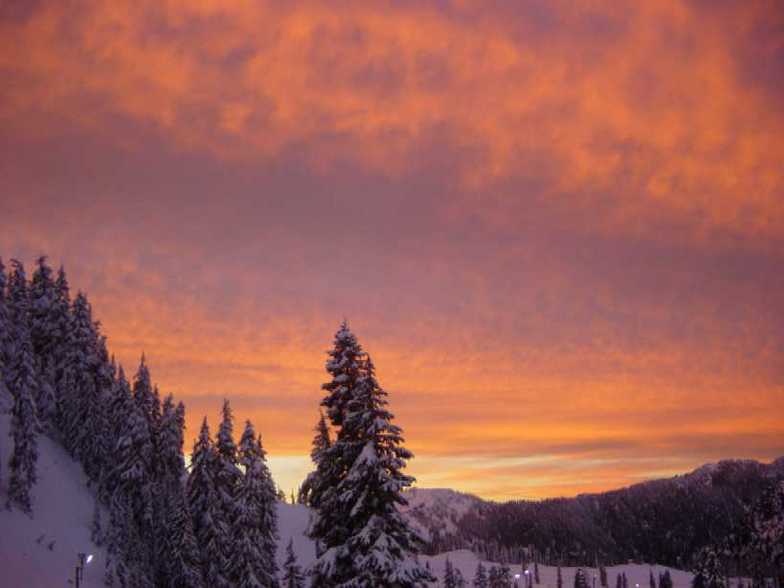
xmin=600 ymin=566 xmax=608 ymax=588
xmin=535 ymin=561 xmax=540 ymax=584
xmin=281 ymin=539 xmax=305 ymax=588
xmin=455 ymin=567 xmax=467 ymax=588
xmin=650 ymin=570 xmax=657 ymax=588
xmin=5 ymin=260 xmax=40 ymax=513
xmin=133 ymin=354 xmax=160 ymax=431
xmin=623 ymin=573 xmax=629 ymax=588
xmin=616 ymin=575 xmax=622 ymax=588
xmin=229 ymin=420 xmax=279 ymax=588
xmin=473 ymin=562 xmax=488 ymax=588
xmin=28 ymin=256 xmax=58 ymax=424
xmin=214 ymin=399 xmax=242 ymax=566
xmin=298 ymin=411 xmax=331 ymax=507
xmin=444 ymin=559 xmax=457 ymax=588
xmin=51 ymin=266 xmax=73 ymax=430
xmin=556 ymin=565 xmax=562 ymax=588
xmin=0 ymin=258 xmax=8 ymax=410
xmin=658 ymin=571 xmax=673 ymax=588
xmin=575 ymin=569 xmax=589 ymax=588
xmin=187 ymin=418 xmax=230 ymax=588
xmin=308 ymin=335 xmax=432 ymax=587
xmin=694 ymin=547 xmax=726 ymax=588
xmin=488 ymin=567 xmax=500 ymax=588
xmin=158 ymin=396 xmax=204 ymax=587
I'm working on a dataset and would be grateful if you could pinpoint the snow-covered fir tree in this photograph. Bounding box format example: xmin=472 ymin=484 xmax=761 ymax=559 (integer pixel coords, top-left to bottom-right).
xmin=600 ymin=565 xmax=608 ymax=588
xmin=455 ymin=567 xmax=466 ymax=588
xmin=694 ymin=547 xmax=726 ymax=588
xmin=557 ymin=565 xmax=563 ymax=588
xmin=187 ymin=418 xmax=231 ymax=588
xmin=659 ymin=570 xmax=673 ymax=588
xmin=5 ymin=260 xmax=40 ymax=513
xmin=0 ymin=258 xmax=9 ymax=409
xmin=229 ymin=420 xmax=279 ymax=588
xmin=282 ymin=539 xmax=305 ymax=588
xmin=298 ymin=411 xmax=331 ymax=507
xmin=534 ymin=561 xmax=540 ymax=584
xmin=473 ymin=562 xmax=488 ymax=588
xmin=650 ymin=570 xmax=657 ymax=588
xmin=28 ymin=256 xmax=60 ymax=424
xmin=158 ymin=395 xmax=204 ymax=587
xmin=308 ymin=323 xmax=432 ymax=587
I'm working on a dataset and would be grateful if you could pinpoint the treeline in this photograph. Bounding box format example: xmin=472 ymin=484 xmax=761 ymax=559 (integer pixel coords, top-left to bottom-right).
xmin=0 ymin=256 xmax=431 ymax=587
xmin=0 ymin=257 xmax=285 ymax=586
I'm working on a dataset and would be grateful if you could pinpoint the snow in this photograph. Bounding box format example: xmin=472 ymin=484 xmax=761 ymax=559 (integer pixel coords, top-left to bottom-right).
xmin=424 ymin=551 xmax=701 ymax=588
xmin=0 ymin=413 xmax=725 ymax=588
xmin=0 ymin=412 xmax=107 ymax=587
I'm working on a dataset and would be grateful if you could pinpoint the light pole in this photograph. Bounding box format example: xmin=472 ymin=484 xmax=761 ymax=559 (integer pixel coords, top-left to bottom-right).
xmin=74 ymin=553 xmax=93 ymax=588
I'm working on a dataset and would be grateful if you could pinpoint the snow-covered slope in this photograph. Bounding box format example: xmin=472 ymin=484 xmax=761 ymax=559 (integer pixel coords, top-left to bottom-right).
xmin=0 ymin=413 xmax=107 ymax=588
xmin=401 ymin=487 xmax=484 ymax=542
xmin=0 ymin=413 xmax=718 ymax=588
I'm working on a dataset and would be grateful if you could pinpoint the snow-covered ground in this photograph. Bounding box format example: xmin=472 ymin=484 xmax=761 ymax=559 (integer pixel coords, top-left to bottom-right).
xmin=0 ymin=412 xmax=723 ymax=587
xmin=0 ymin=412 xmax=107 ymax=587
xmin=424 ymin=550 xmax=701 ymax=588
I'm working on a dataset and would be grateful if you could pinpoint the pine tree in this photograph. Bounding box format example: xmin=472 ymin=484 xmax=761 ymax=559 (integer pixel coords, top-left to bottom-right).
xmin=444 ymin=559 xmax=457 ymax=588
xmin=28 ymin=256 xmax=58 ymax=424
xmin=187 ymin=418 xmax=231 ymax=588
xmin=51 ymin=265 xmax=73 ymax=430
xmin=600 ymin=566 xmax=607 ymax=588
xmin=455 ymin=567 xmax=467 ymax=588
xmin=556 ymin=565 xmax=563 ymax=588
xmin=157 ymin=396 xmax=204 ymax=587
xmin=616 ymin=575 xmax=622 ymax=588
xmin=694 ymin=547 xmax=726 ymax=588
xmin=133 ymin=354 xmax=160 ymax=431
xmin=0 ymin=258 xmax=10 ymax=411
xmin=535 ymin=561 xmax=540 ymax=584
xmin=282 ymin=539 xmax=305 ymax=588
xmin=308 ymin=331 xmax=432 ymax=587
xmin=488 ymin=567 xmax=500 ymax=588
xmin=229 ymin=420 xmax=279 ymax=588
xmin=575 ymin=569 xmax=589 ymax=588
xmin=650 ymin=570 xmax=657 ymax=588
xmin=661 ymin=571 xmax=673 ymax=588
xmin=298 ymin=411 xmax=331 ymax=507
xmin=623 ymin=573 xmax=629 ymax=588
xmin=473 ymin=562 xmax=488 ymax=588
xmin=5 ymin=260 xmax=40 ymax=513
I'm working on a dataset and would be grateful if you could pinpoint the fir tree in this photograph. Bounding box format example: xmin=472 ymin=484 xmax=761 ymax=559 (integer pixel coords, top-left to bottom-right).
xmin=298 ymin=411 xmax=331 ymax=507
xmin=229 ymin=420 xmax=279 ymax=588
xmin=455 ymin=567 xmax=467 ymax=588
xmin=28 ymin=256 xmax=58 ymax=424
xmin=473 ymin=562 xmax=488 ymax=588
xmin=623 ymin=573 xmax=629 ymax=588
xmin=650 ymin=570 xmax=657 ymax=588
xmin=281 ymin=539 xmax=305 ymax=588
xmin=575 ymin=569 xmax=589 ymax=588
xmin=0 ymin=258 xmax=8 ymax=409
xmin=535 ymin=561 xmax=540 ymax=584
xmin=658 ymin=572 xmax=672 ymax=588
xmin=556 ymin=565 xmax=562 ymax=588
xmin=5 ymin=260 xmax=40 ymax=513
xmin=600 ymin=566 xmax=608 ymax=588
xmin=616 ymin=575 xmax=622 ymax=588
xmin=694 ymin=547 xmax=726 ymax=588
xmin=187 ymin=418 xmax=230 ymax=588
xmin=51 ymin=266 xmax=73 ymax=430
xmin=308 ymin=335 xmax=432 ymax=587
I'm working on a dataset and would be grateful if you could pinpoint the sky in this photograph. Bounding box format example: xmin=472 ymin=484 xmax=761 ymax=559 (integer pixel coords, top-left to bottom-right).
xmin=1 ymin=0 xmax=783 ymax=501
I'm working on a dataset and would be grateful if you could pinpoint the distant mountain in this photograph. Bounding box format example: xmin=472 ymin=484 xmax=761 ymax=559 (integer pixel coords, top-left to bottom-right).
xmin=405 ymin=458 xmax=784 ymax=567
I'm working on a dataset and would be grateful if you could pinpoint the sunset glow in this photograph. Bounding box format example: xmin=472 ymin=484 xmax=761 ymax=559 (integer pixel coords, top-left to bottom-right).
xmin=1 ymin=0 xmax=782 ymax=500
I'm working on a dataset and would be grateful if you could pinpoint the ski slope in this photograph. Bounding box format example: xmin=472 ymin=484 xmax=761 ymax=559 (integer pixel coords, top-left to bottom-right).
xmin=0 ymin=412 xmax=107 ymax=588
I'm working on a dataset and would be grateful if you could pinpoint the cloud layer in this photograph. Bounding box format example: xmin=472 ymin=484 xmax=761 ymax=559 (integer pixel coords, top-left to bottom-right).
xmin=1 ymin=0 xmax=783 ymax=499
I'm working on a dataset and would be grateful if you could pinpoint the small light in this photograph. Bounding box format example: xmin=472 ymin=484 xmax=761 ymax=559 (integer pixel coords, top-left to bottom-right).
xmin=516 ymin=574 xmax=522 ymax=579
xmin=86 ymin=554 xmax=93 ymax=565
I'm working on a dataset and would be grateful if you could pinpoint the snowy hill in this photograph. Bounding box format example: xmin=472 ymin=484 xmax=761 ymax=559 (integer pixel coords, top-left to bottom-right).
xmin=404 ymin=459 xmax=784 ymax=566
xmin=0 ymin=412 xmax=107 ymax=588
xmin=0 ymin=406 xmax=770 ymax=586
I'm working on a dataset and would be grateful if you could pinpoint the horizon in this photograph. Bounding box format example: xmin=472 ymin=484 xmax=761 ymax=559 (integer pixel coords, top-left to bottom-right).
xmin=2 ymin=1 xmax=784 ymax=502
